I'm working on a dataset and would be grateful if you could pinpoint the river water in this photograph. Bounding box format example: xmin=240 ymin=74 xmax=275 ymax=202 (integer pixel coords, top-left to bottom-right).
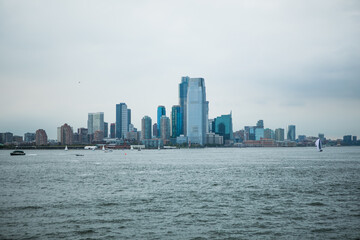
xmin=1 ymin=147 xmax=360 ymax=239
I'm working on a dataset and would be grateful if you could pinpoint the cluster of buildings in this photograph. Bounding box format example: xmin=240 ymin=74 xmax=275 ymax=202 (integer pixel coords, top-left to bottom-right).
xmin=1 ymin=76 xmax=359 ymax=148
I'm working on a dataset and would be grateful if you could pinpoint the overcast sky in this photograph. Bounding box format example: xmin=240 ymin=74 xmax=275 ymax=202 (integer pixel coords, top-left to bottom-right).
xmin=1 ymin=0 xmax=359 ymax=140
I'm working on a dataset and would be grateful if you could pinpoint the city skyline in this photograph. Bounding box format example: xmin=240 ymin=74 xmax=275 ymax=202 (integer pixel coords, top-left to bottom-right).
xmin=0 ymin=1 xmax=359 ymax=139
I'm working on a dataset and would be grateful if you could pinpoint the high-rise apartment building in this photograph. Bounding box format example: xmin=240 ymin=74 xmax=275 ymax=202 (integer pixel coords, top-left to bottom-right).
xmin=104 ymin=122 xmax=108 ymax=138
xmin=275 ymin=128 xmax=285 ymax=141
xmin=60 ymin=123 xmax=73 ymax=145
xmin=257 ymin=120 xmax=264 ymax=128
xmin=264 ymin=128 xmax=275 ymax=139
xmin=179 ymin=76 xmax=189 ymax=135
xmin=287 ymin=125 xmax=296 ymax=141
xmin=24 ymin=132 xmax=35 ymax=143
xmin=78 ymin=128 xmax=88 ymax=144
xmin=214 ymin=113 xmax=233 ymax=141
xmin=171 ymin=105 xmax=181 ymax=138
xmin=116 ymin=103 xmax=128 ymax=139
xmin=88 ymin=112 xmax=104 ymax=135
xmin=153 ymin=123 xmax=158 ymax=138
xmin=160 ymin=116 xmax=170 ymax=143
xmin=127 ymin=109 xmax=131 ymax=131
xmin=35 ymin=129 xmax=47 ymax=146
xmin=141 ymin=116 xmax=152 ymax=140
xmin=157 ymin=106 xmax=166 ymax=137
xmin=186 ymin=78 xmax=208 ymax=145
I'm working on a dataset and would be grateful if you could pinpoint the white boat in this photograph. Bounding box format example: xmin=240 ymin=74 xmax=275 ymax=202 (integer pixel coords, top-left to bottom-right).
xmin=84 ymin=146 xmax=97 ymax=150
xmin=65 ymin=145 xmax=68 ymax=151
xmin=102 ymin=145 xmax=105 ymax=151
xmin=315 ymin=139 xmax=323 ymax=152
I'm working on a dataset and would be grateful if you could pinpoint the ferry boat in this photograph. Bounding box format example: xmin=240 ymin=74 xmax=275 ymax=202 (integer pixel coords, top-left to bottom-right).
xmin=10 ymin=150 xmax=26 ymax=156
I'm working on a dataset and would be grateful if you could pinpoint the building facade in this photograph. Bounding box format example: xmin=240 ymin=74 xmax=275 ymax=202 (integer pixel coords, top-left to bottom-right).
xmin=179 ymin=76 xmax=189 ymax=135
xmin=160 ymin=116 xmax=171 ymax=143
xmin=60 ymin=123 xmax=73 ymax=145
xmin=157 ymin=106 xmax=166 ymax=137
xmin=116 ymin=103 xmax=128 ymax=139
xmin=171 ymin=105 xmax=181 ymax=138
xmin=214 ymin=113 xmax=233 ymax=141
xmin=287 ymin=125 xmax=296 ymax=141
xmin=35 ymin=129 xmax=48 ymax=146
xmin=141 ymin=116 xmax=152 ymax=140
xmin=87 ymin=112 xmax=104 ymax=135
xmin=186 ymin=78 xmax=208 ymax=145
xmin=275 ymin=128 xmax=285 ymax=141
xmin=24 ymin=132 xmax=36 ymax=143
xmin=110 ymin=123 xmax=115 ymax=138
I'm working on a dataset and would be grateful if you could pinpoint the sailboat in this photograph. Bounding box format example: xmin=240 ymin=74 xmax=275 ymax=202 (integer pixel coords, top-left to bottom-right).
xmin=102 ymin=145 xmax=105 ymax=151
xmin=65 ymin=145 xmax=68 ymax=151
xmin=315 ymin=139 xmax=323 ymax=152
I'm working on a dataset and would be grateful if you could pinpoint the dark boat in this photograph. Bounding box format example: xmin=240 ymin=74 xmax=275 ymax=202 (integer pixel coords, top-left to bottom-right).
xmin=10 ymin=150 xmax=26 ymax=156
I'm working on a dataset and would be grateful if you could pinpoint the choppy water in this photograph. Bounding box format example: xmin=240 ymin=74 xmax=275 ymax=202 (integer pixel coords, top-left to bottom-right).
xmin=1 ymin=147 xmax=360 ymax=239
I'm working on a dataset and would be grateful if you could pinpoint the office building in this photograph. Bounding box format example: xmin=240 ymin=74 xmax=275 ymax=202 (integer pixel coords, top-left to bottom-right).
xmin=24 ymin=132 xmax=36 ymax=143
xmin=255 ymin=127 xmax=264 ymax=140
xmin=88 ymin=112 xmax=104 ymax=135
xmin=116 ymin=103 xmax=128 ymax=139
xmin=187 ymin=78 xmax=208 ymax=145
xmin=153 ymin=123 xmax=158 ymax=138
xmin=78 ymin=128 xmax=88 ymax=144
xmin=127 ymin=109 xmax=131 ymax=131
xmin=160 ymin=115 xmax=170 ymax=143
xmin=141 ymin=116 xmax=152 ymax=140
xmin=257 ymin=120 xmax=264 ymax=128
xmin=35 ymin=129 xmax=47 ymax=146
xmin=275 ymin=128 xmax=285 ymax=141
xmin=0 ymin=132 xmax=13 ymax=144
xmin=171 ymin=105 xmax=181 ymax=138
xmin=110 ymin=123 xmax=115 ymax=138
xmin=157 ymin=106 xmax=166 ymax=137
xmin=287 ymin=125 xmax=296 ymax=141
xmin=214 ymin=113 xmax=233 ymax=141
xmin=264 ymin=128 xmax=275 ymax=139
xmin=179 ymin=76 xmax=189 ymax=135
xmin=104 ymin=122 xmax=108 ymax=138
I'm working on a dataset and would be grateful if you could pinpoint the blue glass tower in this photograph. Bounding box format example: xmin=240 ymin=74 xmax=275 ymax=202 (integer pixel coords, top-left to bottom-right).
xmin=157 ymin=106 xmax=166 ymax=137
xmin=116 ymin=103 xmax=128 ymax=139
xmin=179 ymin=76 xmax=189 ymax=135
xmin=171 ymin=105 xmax=181 ymax=138
xmin=214 ymin=113 xmax=233 ymax=141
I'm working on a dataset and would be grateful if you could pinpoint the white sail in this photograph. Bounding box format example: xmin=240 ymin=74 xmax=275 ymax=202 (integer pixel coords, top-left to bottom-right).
xmin=65 ymin=145 xmax=68 ymax=151
xmin=102 ymin=145 xmax=105 ymax=151
xmin=315 ymin=139 xmax=322 ymax=152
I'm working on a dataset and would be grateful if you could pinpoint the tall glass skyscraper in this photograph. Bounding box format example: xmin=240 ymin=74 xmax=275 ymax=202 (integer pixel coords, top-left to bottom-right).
xmin=157 ymin=106 xmax=166 ymax=137
xmin=179 ymin=76 xmax=189 ymax=135
xmin=171 ymin=105 xmax=181 ymax=138
xmin=287 ymin=125 xmax=296 ymax=141
xmin=186 ymin=78 xmax=208 ymax=145
xmin=116 ymin=103 xmax=128 ymax=139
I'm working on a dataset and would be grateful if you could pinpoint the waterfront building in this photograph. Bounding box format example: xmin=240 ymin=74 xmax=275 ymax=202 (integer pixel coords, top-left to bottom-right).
xmin=104 ymin=122 xmax=108 ymax=138
xmin=287 ymin=125 xmax=296 ymax=141
xmin=141 ymin=116 xmax=152 ymax=140
xmin=0 ymin=132 xmax=13 ymax=144
xmin=275 ymin=128 xmax=285 ymax=141
xmin=87 ymin=112 xmax=104 ymax=135
xmin=77 ymin=128 xmax=88 ymax=144
xmin=257 ymin=120 xmax=264 ymax=128
xmin=171 ymin=105 xmax=181 ymax=138
xmin=206 ymin=133 xmax=224 ymax=145
xmin=152 ymin=123 xmax=158 ymax=138
xmin=13 ymin=136 xmax=23 ymax=143
xmin=110 ymin=123 xmax=116 ymax=138
xmin=298 ymin=135 xmax=306 ymax=142
xmin=353 ymin=136 xmax=357 ymax=143
xmin=244 ymin=126 xmax=256 ymax=141
xmin=264 ymin=128 xmax=274 ymax=139
xmin=116 ymin=103 xmax=128 ymax=139
xmin=318 ymin=133 xmax=325 ymax=142
xmin=208 ymin=119 xmax=215 ymax=133
xmin=24 ymin=132 xmax=36 ymax=143
xmin=60 ymin=123 xmax=73 ymax=145
xmin=343 ymin=135 xmax=352 ymax=145
xmin=157 ymin=106 xmax=166 ymax=137
xmin=160 ymin=115 xmax=171 ymax=144
xmin=179 ymin=76 xmax=190 ymax=135
xmin=35 ymin=129 xmax=48 ymax=146
xmin=186 ymin=78 xmax=208 ymax=145
xmin=214 ymin=113 xmax=233 ymax=141
xmin=255 ymin=127 xmax=264 ymax=140
xmin=94 ymin=130 xmax=104 ymax=142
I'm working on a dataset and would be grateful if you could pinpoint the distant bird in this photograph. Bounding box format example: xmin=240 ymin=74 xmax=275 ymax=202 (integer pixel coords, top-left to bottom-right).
xmin=78 ymin=81 xmax=81 ymax=84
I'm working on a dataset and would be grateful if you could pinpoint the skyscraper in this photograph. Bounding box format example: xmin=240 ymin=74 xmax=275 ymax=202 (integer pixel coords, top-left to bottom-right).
xmin=171 ymin=105 xmax=181 ymax=138
xmin=256 ymin=120 xmax=264 ymax=128
xmin=127 ymin=109 xmax=131 ymax=131
xmin=179 ymin=76 xmax=189 ymax=135
xmin=60 ymin=123 xmax=73 ymax=145
xmin=187 ymin=78 xmax=208 ymax=145
xmin=157 ymin=106 xmax=166 ymax=137
xmin=116 ymin=103 xmax=128 ymax=139
xmin=141 ymin=116 xmax=152 ymax=140
xmin=287 ymin=125 xmax=296 ymax=141
xmin=104 ymin=122 xmax=108 ymax=138
xmin=153 ymin=123 xmax=158 ymax=138
xmin=160 ymin=115 xmax=170 ymax=143
xmin=87 ymin=112 xmax=104 ymax=135
xmin=275 ymin=128 xmax=285 ymax=141
xmin=214 ymin=113 xmax=233 ymax=141
xmin=110 ymin=123 xmax=115 ymax=138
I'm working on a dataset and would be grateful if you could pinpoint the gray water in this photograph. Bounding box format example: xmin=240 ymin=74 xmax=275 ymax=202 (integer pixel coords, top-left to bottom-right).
xmin=1 ymin=147 xmax=360 ymax=239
